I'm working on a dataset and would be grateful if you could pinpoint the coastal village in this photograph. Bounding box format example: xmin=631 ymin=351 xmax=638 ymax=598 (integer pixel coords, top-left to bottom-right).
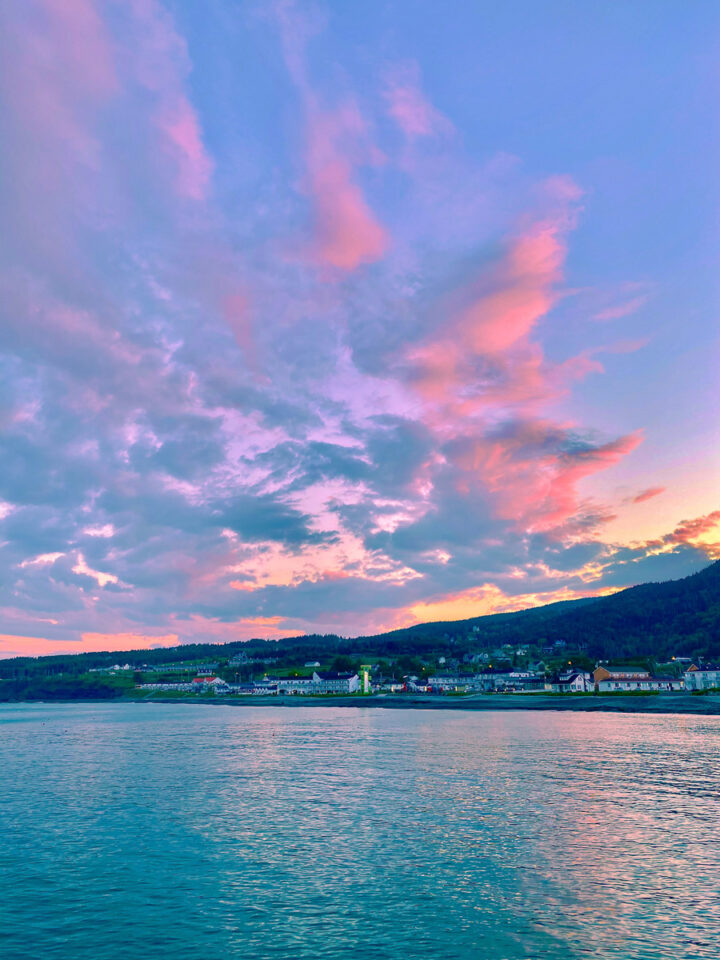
xmin=84 ymin=650 xmax=720 ymax=699
xmin=6 ymin=563 xmax=718 ymax=704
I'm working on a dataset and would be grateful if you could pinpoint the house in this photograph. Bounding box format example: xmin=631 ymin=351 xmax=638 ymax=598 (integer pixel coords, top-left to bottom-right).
xmin=544 ymin=671 xmax=591 ymax=693
xmin=596 ymin=675 xmax=683 ymax=693
xmin=684 ymin=664 xmax=720 ymax=691
xmin=594 ymin=666 xmax=684 ymax=693
xmin=304 ymin=661 xmax=321 ymax=668
xmin=312 ymin=671 xmax=360 ymax=694
xmin=594 ymin=665 xmax=650 ymax=683
xmin=195 ymin=664 xmax=219 ymax=676
xmin=191 ymin=676 xmax=228 ymax=692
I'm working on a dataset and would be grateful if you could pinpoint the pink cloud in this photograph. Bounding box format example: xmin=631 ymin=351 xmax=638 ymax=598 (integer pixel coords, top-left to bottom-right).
xmin=221 ymin=292 xmax=256 ymax=361
xmin=450 ymin=423 xmax=642 ymax=533
xmin=667 ymin=510 xmax=720 ymax=546
xmin=631 ymin=486 xmax=665 ymax=504
xmin=305 ymin=105 xmax=388 ymax=270
xmin=458 ymin=221 xmax=567 ymax=353
xmin=593 ymin=294 xmax=649 ymax=322
xmin=274 ymin=3 xmax=387 ymax=271
xmin=127 ymin=0 xmax=213 ymax=202
xmin=0 ymin=0 xmax=118 ymax=195
xmin=158 ymin=97 xmax=213 ymax=202
xmin=396 ymin=180 xmax=641 ymax=535
xmin=407 ymin=192 xmax=579 ymax=413
xmin=383 ymin=61 xmax=453 ymax=139
xmin=39 ymin=0 xmax=118 ymax=99
xmin=529 ymin=432 xmax=643 ymax=532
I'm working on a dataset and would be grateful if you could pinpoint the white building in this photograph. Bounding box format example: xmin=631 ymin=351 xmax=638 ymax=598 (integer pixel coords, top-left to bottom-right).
xmin=594 ymin=666 xmax=684 ymax=693
xmin=545 ymin=671 xmax=592 ymax=693
xmin=684 ymin=665 xmax=720 ymax=691
xmin=276 ymin=676 xmax=314 ymax=694
xmin=472 ymin=669 xmax=540 ymax=692
xmin=312 ymin=671 xmax=360 ymax=694
xmin=506 ymin=670 xmax=545 ymax=690
xmin=428 ymin=674 xmax=473 ymax=692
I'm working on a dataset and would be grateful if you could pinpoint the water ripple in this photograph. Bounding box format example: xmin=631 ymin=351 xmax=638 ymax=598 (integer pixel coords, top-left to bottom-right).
xmin=1 ymin=704 xmax=719 ymax=959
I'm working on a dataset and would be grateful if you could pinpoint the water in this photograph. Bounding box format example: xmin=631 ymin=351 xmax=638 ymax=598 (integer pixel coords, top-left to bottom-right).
xmin=1 ymin=703 xmax=718 ymax=960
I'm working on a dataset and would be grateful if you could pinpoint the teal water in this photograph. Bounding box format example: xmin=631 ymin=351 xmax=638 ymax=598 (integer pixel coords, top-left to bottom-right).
xmin=1 ymin=704 xmax=718 ymax=959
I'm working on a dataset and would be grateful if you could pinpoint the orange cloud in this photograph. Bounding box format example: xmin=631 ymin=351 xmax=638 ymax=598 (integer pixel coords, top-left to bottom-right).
xmin=667 ymin=510 xmax=720 ymax=552
xmin=229 ymin=580 xmax=258 ymax=592
xmin=80 ymin=632 xmax=180 ymax=651
xmin=239 ymin=616 xmax=286 ymax=626
xmin=400 ymin=580 xmax=619 ymax=629
xmin=0 ymin=632 xmax=180 ymax=659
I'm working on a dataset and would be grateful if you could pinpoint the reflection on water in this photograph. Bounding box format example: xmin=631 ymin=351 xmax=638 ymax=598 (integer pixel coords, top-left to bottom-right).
xmin=1 ymin=703 xmax=718 ymax=959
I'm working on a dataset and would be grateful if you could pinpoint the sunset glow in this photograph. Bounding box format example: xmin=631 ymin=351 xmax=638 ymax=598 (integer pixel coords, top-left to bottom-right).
xmin=0 ymin=0 xmax=718 ymax=656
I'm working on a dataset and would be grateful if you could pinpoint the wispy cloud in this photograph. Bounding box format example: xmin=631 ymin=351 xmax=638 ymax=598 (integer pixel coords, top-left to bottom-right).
xmin=274 ymin=1 xmax=387 ymax=270
xmin=383 ymin=61 xmax=453 ymax=139
xmin=0 ymin=1 xmax=712 ymax=653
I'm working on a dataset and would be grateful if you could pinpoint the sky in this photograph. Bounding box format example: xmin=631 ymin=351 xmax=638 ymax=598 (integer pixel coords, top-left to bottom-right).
xmin=0 ymin=0 xmax=718 ymax=658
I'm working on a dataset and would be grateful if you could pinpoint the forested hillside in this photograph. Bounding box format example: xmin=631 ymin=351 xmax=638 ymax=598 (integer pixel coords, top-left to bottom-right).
xmin=369 ymin=560 xmax=720 ymax=660
xmin=1 ymin=561 xmax=718 ymax=683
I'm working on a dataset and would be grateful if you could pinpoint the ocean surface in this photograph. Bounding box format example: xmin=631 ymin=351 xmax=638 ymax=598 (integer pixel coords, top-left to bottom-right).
xmin=1 ymin=703 xmax=718 ymax=960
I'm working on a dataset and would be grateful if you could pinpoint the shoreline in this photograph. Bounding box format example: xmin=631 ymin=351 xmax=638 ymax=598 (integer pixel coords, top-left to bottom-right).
xmin=110 ymin=692 xmax=720 ymax=715
xmin=6 ymin=693 xmax=720 ymax=716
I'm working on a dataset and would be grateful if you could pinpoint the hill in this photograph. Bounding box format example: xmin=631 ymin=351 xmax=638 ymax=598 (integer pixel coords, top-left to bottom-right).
xmin=366 ymin=559 xmax=720 ymax=660
xmin=1 ymin=560 xmax=719 ymax=682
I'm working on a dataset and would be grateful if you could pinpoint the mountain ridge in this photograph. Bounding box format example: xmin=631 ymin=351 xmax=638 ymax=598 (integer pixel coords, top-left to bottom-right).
xmin=1 ymin=559 xmax=719 ymax=673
